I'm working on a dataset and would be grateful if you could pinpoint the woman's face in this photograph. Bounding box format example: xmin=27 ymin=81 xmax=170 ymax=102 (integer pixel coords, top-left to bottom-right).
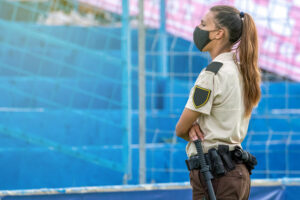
xmin=196 ymin=11 xmax=226 ymax=52
xmin=197 ymin=11 xmax=218 ymax=32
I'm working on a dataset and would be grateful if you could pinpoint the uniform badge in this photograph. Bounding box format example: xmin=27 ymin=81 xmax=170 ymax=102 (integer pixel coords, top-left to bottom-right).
xmin=192 ymin=86 xmax=211 ymax=108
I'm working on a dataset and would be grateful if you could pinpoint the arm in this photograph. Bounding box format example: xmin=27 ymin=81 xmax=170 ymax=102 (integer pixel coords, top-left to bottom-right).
xmin=177 ymin=69 xmax=216 ymax=141
xmin=175 ymin=108 xmax=204 ymax=141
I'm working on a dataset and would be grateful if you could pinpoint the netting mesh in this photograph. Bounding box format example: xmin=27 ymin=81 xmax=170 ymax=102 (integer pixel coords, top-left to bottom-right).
xmin=0 ymin=0 xmax=299 ymax=189
xmin=127 ymin=0 xmax=300 ymax=182
xmin=0 ymin=0 xmax=131 ymax=189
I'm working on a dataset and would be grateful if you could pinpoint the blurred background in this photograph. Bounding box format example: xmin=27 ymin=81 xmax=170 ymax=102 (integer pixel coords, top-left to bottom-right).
xmin=0 ymin=0 xmax=299 ymax=199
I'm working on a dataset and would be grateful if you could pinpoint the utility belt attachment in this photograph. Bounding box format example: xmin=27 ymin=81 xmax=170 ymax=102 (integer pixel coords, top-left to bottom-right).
xmin=186 ymin=145 xmax=257 ymax=176
xmin=232 ymin=146 xmax=257 ymax=175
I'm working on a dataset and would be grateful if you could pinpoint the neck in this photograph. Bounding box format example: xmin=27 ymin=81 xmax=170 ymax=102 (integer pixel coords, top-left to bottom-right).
xmin=209 ymin=45 xmax=231 ymax=60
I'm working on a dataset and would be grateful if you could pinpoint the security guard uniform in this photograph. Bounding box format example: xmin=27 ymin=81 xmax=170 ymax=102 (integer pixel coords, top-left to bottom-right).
xmin=185 ymin=52 xmax=251 ymax=200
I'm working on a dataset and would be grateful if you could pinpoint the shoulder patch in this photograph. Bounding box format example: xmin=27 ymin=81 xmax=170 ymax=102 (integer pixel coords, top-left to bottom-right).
xmin=205 ymin=61 xmax=223 ymax=75
xmin=192 ymin=86 xmax=211 ymax=108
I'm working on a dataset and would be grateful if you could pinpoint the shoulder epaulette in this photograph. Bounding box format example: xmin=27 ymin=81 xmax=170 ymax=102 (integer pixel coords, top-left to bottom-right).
xmin=205 ymin=61 xmax=223 ymax=75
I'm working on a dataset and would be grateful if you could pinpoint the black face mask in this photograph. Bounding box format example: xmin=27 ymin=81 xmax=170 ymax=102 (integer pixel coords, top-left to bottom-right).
xmin=193 ymin=26 xmax=216 ymax=51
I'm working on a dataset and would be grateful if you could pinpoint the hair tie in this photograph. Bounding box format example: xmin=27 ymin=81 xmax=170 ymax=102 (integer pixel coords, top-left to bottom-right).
xmin=239 ymin=11 xmax=244 ymax=18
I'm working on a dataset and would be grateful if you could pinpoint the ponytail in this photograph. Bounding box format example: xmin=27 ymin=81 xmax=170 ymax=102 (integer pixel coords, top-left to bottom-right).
xmin=238 ymin=13 xmax=261 ymax=117
xmin=210 ymin=5 xmax=261 ymax=117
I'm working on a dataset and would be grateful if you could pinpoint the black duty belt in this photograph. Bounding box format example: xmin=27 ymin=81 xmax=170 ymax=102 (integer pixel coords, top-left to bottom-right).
xmin=186 ymin=145 xmax=257 ymax=176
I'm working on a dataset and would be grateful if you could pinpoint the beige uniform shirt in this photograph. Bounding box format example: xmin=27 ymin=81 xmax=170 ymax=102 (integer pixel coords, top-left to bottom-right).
xmin=185 ymin=52 xmax=250 ymax=156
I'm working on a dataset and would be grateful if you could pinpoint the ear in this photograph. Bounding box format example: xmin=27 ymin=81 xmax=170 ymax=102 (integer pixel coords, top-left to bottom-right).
xmin=215 ymin=28 xmax=225 ymax=40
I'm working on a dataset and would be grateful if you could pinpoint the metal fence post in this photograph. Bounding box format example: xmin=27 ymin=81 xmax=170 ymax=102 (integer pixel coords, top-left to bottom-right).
xmin=138 ymin=0 xmax=146 ymax=184
xmin=122 ymin=0 xmax=132 ymax=184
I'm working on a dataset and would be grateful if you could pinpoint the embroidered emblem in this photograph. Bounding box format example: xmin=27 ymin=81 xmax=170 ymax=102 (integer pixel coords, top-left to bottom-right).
xmin=192 ymin=86 xmax=211 ymax=108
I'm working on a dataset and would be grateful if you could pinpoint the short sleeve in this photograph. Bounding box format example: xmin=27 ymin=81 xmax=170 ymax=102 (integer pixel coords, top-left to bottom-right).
xmin=185 ymin=71 xmax=216 ymax=115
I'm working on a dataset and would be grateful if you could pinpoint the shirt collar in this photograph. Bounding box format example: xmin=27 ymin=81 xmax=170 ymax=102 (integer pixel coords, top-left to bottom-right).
xmin=212 ymin=52 xmax=235 ymax=62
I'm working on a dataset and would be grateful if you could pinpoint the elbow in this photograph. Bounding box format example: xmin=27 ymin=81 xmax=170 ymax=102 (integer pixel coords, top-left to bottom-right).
xmin=175 ymin=123 xmax=185 ymax=138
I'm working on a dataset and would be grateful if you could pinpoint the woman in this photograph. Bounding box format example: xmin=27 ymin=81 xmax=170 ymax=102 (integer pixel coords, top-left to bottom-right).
xmin=176 ymin=5 xmax=261 ymax=200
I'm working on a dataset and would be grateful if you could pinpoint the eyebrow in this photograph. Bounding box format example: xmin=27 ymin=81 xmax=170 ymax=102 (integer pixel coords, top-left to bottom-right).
xmin=201 ymin=20 xmax=206 ymax=24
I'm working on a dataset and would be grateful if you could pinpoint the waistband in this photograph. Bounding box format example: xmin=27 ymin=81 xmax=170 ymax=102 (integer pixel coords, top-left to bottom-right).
xmin=186 ymin=142 xmax=241 ymax=157
xmin=186 ymin=145 xmax=242 ymax=177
